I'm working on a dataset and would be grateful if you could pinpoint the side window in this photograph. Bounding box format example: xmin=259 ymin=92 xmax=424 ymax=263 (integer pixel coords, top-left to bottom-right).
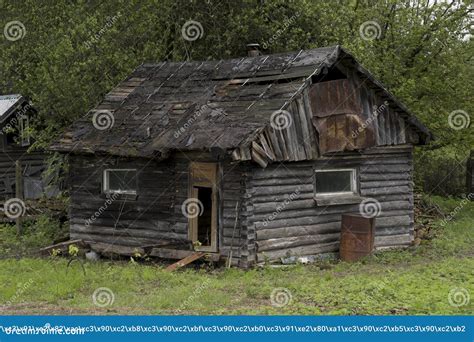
xmin=103 ymin=169 xmax=137 ymax=195
xmin=19 ymin=115 xmax=30 ymax=147
xmin=314 ymin=169 xmax=357 ymax=196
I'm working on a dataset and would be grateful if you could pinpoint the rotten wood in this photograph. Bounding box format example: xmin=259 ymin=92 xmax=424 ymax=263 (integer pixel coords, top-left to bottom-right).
xmin=165 ymin=252 xmax=206 ymax=271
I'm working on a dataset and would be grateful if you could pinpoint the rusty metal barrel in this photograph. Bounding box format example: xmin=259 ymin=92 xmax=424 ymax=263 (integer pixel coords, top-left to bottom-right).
xmin=339 ymin=214 xmax=375 ymax=261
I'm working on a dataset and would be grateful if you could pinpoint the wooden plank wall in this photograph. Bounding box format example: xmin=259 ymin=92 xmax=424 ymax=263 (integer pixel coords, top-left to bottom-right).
xmin=69 ymin=155 xmax=177 ymax=247
xmin=244 ymin=145 xmax=414 ymax=264
xmin=342 ymin=64 xmax=417 ymax=147
xmin=69 ymin=152 xmax=250 ymax=266
xmin=0 ymin=149 xmax=46 ymax=199
xmin=232 ymin=89 xmax=318 ymax=167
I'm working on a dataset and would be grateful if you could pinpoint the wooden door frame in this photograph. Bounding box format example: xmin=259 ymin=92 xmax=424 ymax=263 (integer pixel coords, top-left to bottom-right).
xmin=188 ymin=162 xmax=219 ymax=253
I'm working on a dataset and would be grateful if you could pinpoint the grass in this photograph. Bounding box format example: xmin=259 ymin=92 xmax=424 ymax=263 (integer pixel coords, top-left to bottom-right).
xmin=0 ymin=195 xmax=472 ymax=315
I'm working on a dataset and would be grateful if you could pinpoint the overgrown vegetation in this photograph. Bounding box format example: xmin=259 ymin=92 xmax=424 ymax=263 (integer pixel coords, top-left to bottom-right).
xmin=0 ymin=196 xmax=472 ymax=315
xmin=0 ymin=0 xmax=472 ymax=195
xmin=0 ymin=215 xmax=68 ymax=258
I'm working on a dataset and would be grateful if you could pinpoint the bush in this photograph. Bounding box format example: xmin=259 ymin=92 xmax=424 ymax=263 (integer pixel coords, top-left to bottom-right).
xmin=0 ymin=215 xmax=67 ymax=257
xmin=414 ymin=148 xmax=469 ymax=197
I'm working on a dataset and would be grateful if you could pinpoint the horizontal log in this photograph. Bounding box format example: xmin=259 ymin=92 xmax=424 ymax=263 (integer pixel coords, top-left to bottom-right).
xmin=70 ymin=219 xmax=172 ymax=232
xmin=71 ymin=232 xmax=158 ymax=247
xmin=257 ymin=241 xmax=339 ymax=262
xmin=375 ymin=233 xmax=413 ymax=247
xmin=360 ymin=180 xmax=411 ymax=189
xmin=257 ymin=233 xmax=340 ymax=252
xmin=249 ymin=177 xmax=312 ymax=187
xmin=257 ymin=222 xmax=341 ymax=240
xmin=89 ymin=242 xmax=145 ymax=256
xmin=253 ymin=209 xmax=412 ymax=230
xmin=361 ymin=186 xmax=412 ymax=196
xmin=359 ymin=172 xmax=411 ymax=181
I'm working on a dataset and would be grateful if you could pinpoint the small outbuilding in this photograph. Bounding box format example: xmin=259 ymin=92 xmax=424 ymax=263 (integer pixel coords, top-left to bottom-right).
xmin=0 ymin=95 xmax=51 ymax=200
xmin=51 ymin=46 xmax=432 ymax=267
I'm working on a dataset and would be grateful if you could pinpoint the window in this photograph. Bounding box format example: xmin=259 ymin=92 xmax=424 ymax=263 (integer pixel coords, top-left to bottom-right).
xmin=19 ymin=115 xmax=30 ymax=147
xmin=103 ymin=169 xmax=137 ymax=195
xmin=314 ymin=169 xmax=356 ymax=196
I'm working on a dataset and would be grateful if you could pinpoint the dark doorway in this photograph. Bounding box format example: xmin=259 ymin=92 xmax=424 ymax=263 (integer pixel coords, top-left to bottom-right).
xmin=188 ymin=162 xmax=218 ymax=252
xmin=196 ymin=186 xmax=213 ymax=246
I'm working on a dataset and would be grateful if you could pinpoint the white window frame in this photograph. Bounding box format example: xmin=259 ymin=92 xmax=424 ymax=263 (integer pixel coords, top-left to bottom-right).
xmin=19 ymin=115 xmax=30 ymax=147
xmin=314 ymin=168 xmax=357 ymax=196
xmin=103 ymin=169 xmax=137 ymax=195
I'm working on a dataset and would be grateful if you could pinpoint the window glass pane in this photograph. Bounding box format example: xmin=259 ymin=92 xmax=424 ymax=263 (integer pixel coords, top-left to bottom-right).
xmin=316 ymin=170 xmax=353 ymax=194
xmin=107 ymin=170 xmax=136 ymax=192
xmin=20 ymin=116 xmax=30 ymax=146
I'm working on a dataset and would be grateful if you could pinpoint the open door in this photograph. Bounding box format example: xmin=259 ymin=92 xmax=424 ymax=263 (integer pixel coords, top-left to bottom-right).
xmin=188 ymin=162 xmax=218 ymax=252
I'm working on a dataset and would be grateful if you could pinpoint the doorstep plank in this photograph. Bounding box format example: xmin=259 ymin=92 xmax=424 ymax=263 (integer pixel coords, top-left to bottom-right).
xmin=165 ymin=252 xmax=206 ymax=271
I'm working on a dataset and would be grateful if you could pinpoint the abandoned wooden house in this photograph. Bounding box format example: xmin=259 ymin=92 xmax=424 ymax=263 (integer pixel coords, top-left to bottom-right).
xmin=50 ymin=45 xmax=432 ymax=267
xmin=0 ymin=94 xmax=52 ymax=201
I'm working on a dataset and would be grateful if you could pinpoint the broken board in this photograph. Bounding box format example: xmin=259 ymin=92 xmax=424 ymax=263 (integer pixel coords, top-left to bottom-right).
xmin=165 ymin=252 xmax=206 ymax=271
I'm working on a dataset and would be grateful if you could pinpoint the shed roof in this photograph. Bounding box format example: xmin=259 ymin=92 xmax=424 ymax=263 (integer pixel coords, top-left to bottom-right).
xmin=0 ymin=94 xmax=24 ymax=124
xmin=50 ymin=46 xmax=431 ymax=158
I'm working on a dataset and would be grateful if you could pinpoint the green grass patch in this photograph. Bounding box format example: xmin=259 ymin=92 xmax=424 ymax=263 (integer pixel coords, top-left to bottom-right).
xmin=0 ymin=196 xmax=472 ymax=315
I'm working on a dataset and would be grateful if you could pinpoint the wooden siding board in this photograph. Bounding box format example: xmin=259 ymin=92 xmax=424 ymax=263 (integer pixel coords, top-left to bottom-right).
xmin=247 ymin=146 xmax=414 ymax=263
xmin=68 ymin=152 xmax=250 ymax=266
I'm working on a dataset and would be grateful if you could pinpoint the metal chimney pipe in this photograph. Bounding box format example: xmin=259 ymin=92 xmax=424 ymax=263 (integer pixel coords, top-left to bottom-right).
xmin=246 ymin=43 xmax=261 ymax=57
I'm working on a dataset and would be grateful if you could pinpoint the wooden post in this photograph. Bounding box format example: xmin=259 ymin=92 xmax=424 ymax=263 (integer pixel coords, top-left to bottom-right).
xmin=15 ymin=160 xmax=23 ymax=235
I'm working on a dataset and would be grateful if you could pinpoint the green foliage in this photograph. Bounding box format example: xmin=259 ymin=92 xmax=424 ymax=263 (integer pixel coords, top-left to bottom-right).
xmin=414 ymin=148 xmax=469 ymax=196
xmin=0 ymin=215 xmax=67 ymax=257
xmin=0 ymin=196 xmax=472 ymax=315
xmin=1 ymin=0 xmax=471 ymax=147
xmin=0 ymin=1 xmax=472 ymax=193
xmin=68 ymin=244 xmax=79 ymax=257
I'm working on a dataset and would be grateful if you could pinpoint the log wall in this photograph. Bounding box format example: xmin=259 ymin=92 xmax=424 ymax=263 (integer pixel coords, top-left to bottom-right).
xmin=69 ymin=152 xmax=250 ymax=266
xmin=69 ymin=145 xmax=415 ymax=267
xmin=0 ymin=148 xmax=47 ymax=199
xmin=244 ymin=145 xmax=414 ymax=264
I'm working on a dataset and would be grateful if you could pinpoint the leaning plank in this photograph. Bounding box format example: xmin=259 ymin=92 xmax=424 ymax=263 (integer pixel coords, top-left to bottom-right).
xmin=40 ymin=239 xmax=88 ymax=255
xmin=251 ymin=149 xmax=269 ymax=168
xmin=165 ymin=252 xmax=206 ymax=271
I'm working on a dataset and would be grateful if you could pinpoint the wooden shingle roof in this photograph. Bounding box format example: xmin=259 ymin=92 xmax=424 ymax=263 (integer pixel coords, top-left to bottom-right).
xmin=50 ymin=46 xmax=431 ymax=158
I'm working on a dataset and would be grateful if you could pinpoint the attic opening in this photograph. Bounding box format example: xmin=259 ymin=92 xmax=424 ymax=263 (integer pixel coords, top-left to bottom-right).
xmin=312 ymin=66 xmax=347 ymax=83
